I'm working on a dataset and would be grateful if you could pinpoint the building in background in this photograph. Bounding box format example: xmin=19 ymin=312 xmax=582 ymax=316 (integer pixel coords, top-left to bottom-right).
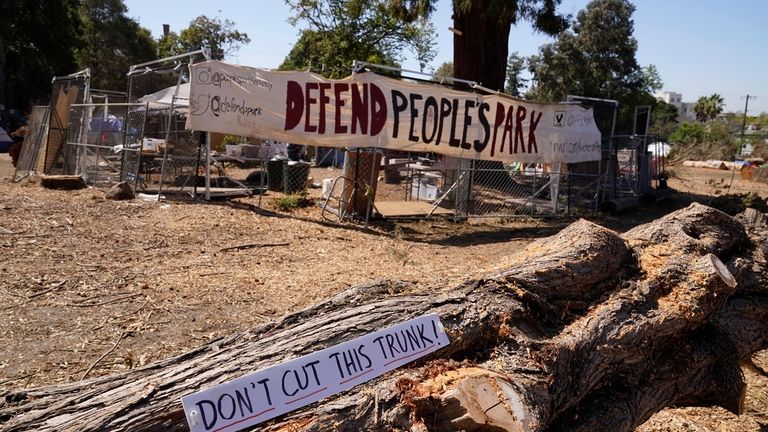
xmin=655 ymin=91 xmax=696 ymax=122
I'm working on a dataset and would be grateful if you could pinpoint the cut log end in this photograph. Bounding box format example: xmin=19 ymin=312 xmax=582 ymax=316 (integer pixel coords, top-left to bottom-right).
xmin=707 ymin=253 xmax=737 ymax=288
xmin=412 ymin=369 xmax=535 ymax=432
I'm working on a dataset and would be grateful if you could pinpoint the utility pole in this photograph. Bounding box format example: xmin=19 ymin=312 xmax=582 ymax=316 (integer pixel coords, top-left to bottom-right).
xmin=736 ymin=95 xmax=757 ymax=157
xmin=727 ymin=94 xmax=757 ymax=193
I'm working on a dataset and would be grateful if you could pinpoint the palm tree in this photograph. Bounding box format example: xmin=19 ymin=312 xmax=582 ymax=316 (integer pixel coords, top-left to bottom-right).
xmin=694 ymin=93 xmax=725 ymax=122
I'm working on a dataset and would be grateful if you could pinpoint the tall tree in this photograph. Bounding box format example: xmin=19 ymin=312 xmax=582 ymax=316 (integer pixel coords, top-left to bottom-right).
xmin=281 ymin=0 xmax=436 ymax=77
xmin=434 ymin=61 xmax=454 ymax=79
xmin=693 ymin=93 xmax=725 ymax=122
xmin=0 ymin=0 xmax=81 ymax=111
xmin=528 ymin=0 xmax=644 ymax=102
xmin=452 ymin=0 xmax=568 ymax=90
xmin=527 ymin=0 xmax=664 ymax=134
xmin=504 ymin=52 xmax=527 ymax=96
xmin=76 ymin=0 xmax=157 ymax=91
xmin=649 ymin=99 xmax=679 ymax=141
xmin=279 ymin=29 xmax=398 ymax=75
xmin=159 ymin=16 xmax=250 ymax=61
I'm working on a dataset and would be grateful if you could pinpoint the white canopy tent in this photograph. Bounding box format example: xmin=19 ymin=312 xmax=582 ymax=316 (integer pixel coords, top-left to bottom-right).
xmin=137 ymin=83 xmax=190 ymax=110
xmin=649 ymin=142 xmax=672 ymax=158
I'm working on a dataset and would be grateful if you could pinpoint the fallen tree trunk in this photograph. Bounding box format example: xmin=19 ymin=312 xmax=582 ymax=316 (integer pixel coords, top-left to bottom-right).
xmin=1 ymin=203 xmax=766 ymax=432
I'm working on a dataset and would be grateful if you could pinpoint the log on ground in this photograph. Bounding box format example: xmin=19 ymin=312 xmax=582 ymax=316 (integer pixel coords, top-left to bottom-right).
xmin=1 ymin=203 xmax=767 ymax=432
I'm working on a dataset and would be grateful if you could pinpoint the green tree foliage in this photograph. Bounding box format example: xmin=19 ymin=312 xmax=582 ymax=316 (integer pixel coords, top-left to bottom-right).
xmin=669 ymin=122 xmax=706 ymax=145
xmin=0 ymin=0 xmax=82 ymax=110
xmin=76 ymin=0 xmax=157 ymax=91
xmin=434 ymin=61 xmax=454 ymax=79
xmin=281 ymin=0 xmax=436 ymax=77
xmin=669 ymin=121 xmax=737 ymax=160
xmin=280 ymin=29 xmax=399 ymax=76
xmin=528 ymin=0 xmax=646 ymax=102
xmin=756 ymin=112 xmax=768 ymax=129
xmin=504 ymin=52 xmax=527 ymax=97
xmin=528 ymin=0 xmax=664 ymax=134
xmin=725 ymin=112 xmax=768 ymax=130
xmin=642 ymin=64 xmax=663 ymax=94
xmin=158 ymin=16 xmax=250 ymax=61
xmin=649 ymin=99 xmax=679 ymax=141
xmin=693 ymin=93 xmax=725 ymax=122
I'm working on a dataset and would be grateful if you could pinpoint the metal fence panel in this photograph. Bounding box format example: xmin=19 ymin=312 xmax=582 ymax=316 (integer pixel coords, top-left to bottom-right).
xmin=466 ymin=162 xmax=549 ymax=217
xmin=604 ymin=134 xmax=656 ymax=200
xmin=64 ymin=103 xmax=147 ymax=187
xmin=155 ymin=108 xmax=207 ymax=199
xmin=318 ymin=150 xmax=608 ymax=221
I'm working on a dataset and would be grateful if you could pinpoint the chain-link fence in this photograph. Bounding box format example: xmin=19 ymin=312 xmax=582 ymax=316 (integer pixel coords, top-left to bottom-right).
xmin=317 ymin=149 xmax=603 ymax=221
xmin=151 ymin=104 xmax=206 ymax=198
xmin=64 ymin=103 xmax=147 ymax=187
xmin=464 ymin=162 xmax=556 ymax=217
xmin=264 ymin=157 xmax=311 ymax=194
xmin=603 ymin=134 xmax=656 ymax=200
xmin=13 ymin=106 xmax=50 ymax=182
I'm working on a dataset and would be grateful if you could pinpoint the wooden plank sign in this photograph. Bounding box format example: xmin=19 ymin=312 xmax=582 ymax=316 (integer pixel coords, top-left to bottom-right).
xmin=181 ymin=314 xmax=450 ymax=432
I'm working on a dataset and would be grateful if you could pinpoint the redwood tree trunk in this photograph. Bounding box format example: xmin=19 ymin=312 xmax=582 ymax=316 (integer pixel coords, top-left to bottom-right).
xmin=452 ymin=0 xmax=511 ymax=89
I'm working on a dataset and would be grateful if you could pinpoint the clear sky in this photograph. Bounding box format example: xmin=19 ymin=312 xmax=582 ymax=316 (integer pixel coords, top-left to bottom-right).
xmin=123 ymin=0 xmax=768 ymax=114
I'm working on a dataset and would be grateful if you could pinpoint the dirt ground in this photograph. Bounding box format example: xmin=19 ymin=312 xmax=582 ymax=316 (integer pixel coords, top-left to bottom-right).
xmin=0 ymin=153 xmax=766 ymax=431
xmin=666 ymin=164 xmax=768 ymax=199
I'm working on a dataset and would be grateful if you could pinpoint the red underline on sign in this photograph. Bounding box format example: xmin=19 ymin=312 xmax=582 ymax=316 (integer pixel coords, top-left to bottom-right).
xmin=286 ymin=386 xmax=328 ymax=404
xmin=339 ymin=368 xmax=374 ymax=385
xmin=383 ymin=345 xmax=435 ymax=367
xmin=213 ymin=407 xmax=276 ymax=432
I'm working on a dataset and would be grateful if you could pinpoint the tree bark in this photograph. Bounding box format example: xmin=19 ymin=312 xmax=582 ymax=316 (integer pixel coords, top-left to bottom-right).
xmin=452 ymin=0 xmax=510 ymax=89
xmin=1 ymin=203 xmax=767 ymax=432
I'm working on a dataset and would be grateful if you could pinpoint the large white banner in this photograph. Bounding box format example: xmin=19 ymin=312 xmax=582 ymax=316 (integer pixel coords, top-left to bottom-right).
xmin=187 ymin=61 xmax=602 ymax=163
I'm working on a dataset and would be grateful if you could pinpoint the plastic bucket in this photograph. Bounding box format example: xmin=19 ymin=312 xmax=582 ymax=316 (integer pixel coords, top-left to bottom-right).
xmin=283 ymin=161 xmax=310 ymax=194
xmin=267 ymin=159 xmax=285 ymax=191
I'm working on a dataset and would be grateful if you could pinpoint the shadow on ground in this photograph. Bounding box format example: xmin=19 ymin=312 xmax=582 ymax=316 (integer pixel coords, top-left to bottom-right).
xmin=218 ymin=188 xmax=736 ymax=247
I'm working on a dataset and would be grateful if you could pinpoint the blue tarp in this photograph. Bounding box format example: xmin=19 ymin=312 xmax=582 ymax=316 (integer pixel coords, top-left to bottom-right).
xmin=0 ymin=127 xmax=13 ymax=153
xmin=90 ymin=115 xmax=124 ymax=132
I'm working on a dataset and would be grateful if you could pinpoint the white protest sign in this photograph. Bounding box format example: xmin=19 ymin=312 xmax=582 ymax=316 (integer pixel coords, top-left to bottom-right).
xmin=181 ymin=314 xmax=450 ymax=432
xmin=187 ymin=60 xmax=603 ymax=164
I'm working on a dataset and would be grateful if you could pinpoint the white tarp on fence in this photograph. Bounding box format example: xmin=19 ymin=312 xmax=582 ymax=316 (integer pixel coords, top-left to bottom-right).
xmin=186 ymin=60 xmax=602 ymax=163
xmin=139 ymin=83 xmax=190 ymax=109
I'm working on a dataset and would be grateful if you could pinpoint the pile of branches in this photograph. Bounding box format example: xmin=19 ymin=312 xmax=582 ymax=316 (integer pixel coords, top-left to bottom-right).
xmin=1 ymin=203 xmax=767 ymax=431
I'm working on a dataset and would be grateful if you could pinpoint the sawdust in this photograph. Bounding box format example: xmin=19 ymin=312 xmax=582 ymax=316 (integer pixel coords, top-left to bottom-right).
xmin=636 ymin=243 xmax=684 ymax=279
